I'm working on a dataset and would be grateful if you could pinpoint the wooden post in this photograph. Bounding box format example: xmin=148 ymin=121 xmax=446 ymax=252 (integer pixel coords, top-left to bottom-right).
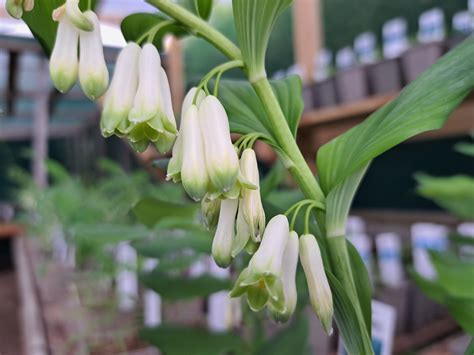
xmin=32 ymin=58 xmax=49 ymax=188
xmin=165 ymin=36 xmax=185 ymax=115
xmin=293 ymin=0 xmax=323 ymax=83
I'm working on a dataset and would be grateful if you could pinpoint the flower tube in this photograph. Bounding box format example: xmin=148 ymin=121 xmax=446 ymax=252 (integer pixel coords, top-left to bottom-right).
xmin=100 ymin=42 xmax=140 ymax=137
xmin=49 ymin=16 xmax=79 ymax=93
xmin=212 ymin=198 xmax=238 ymax=268
xmin=79 ymin=11 xmax=109 ymax=100
xmin=65 ymin=0 xmax=93 ymax=31
xmin=198 ymin=95 xmax=239 ymax=192
xmin=180 ymin=105 xmax=209 ymax=201
xmin=299 ymin=233 xmax=334 ymax=335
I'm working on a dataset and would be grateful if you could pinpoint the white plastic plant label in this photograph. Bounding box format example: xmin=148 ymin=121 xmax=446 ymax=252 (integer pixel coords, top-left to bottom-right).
xmin=354 ymin=32 xmax=377 ymax=64
xmin=452 ymin=11 xmax=472 ymax=34
xmin=143 ymin=258 xmax=161 ymax=327
xmin=338 ymin=300 xmax=396 ymax=355
xmin=335 ymin=47 xmax=356 ymax=70
xmin=411 ymin=223 xmax=449 ymax=280
xmin=417 ymin=8 xmax=445 ymax=43
xmin=115 ymin=242 xmax=138 ymax=312
xmin=376 ymin=232 xmax=404 ymax=288
xmin=382 ymin=18 xmax=409 ymax=59
xmin=313 ymin=48 xmax=333 ymax=81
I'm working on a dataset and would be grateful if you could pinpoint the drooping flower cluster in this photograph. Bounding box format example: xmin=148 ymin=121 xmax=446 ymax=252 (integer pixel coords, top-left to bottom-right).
xmin=6 ymin=0 xmax=34 ymax=19
xmin=50 ymin=0 xmax=109 ymax=99
xmin=102 ymin=43 xmax=177 ymax=152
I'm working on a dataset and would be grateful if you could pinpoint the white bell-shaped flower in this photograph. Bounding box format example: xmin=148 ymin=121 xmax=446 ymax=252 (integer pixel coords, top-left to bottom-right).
xmin=49 ymin=16 xmax=79 ymax=93
xmin=212 ymin=198 xmax=238 ymax=268
xmin=65 ymin=0 xmax=93 ymax=31
xmin=79 ymin=11 xmax=109 ymax=100
xmin=232 ymin=198 xmax=251 ymax=257
xmin=198 ymin=95 xmax=239 ymax=192
xmin=299 ymin=234 xmax=334 ymax=335
xmin=6 ymin=0 xmax=23 ymax=18
xmin=158 ymin=67 xmax=177 ymax=134
xmin=180 ymin=105 xmax=209 ymax=201
xmin=167 ymin=87 xmax=205 ymax=183
xmin=239 ymin=148 xmax=265 ymax=242
xmin=249 ymin=214 xmax=288 ymax=277
xmin=129 ymin=44 xmax=165 ymax=126
xmin=201 ymin=197 xmax=221 ymax=230
xmin=100 ymin=42 xmax=140 ymax=137
xmin=270 ymin=231 xmax=299 ymax=322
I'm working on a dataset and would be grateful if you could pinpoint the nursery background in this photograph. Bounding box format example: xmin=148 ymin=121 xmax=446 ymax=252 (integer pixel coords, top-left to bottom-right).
xmin=0 ymin=0 xmax=473 ymax=354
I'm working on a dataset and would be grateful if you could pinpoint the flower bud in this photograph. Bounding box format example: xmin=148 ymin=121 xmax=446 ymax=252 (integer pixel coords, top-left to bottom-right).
xmin=166 ymin=87 xmax=205 ymax=182
xmin=79 ymin=11 xmax=109 ymax=100
xmin=299 ymin=234 xmax=334 ymax=335
xmin=270 ymin=231 xmax=298 ymax=322
xmin=212 ymin=198 xmax=238 ymax=268
xmin=248 ymin=214 xmax=288 ymax=278
xmin=6 ymin=0 xmax=23 ymax=19
xmin=239 ymin=149 xmax=265 ymax=242
xmin=158 ymin=67 xmax=177 ymax=135
xmin=198 ymin=95 xmax=239 ymax=192
xmin=49 ymin=16 xmax=79 ymax=93
xmin=65 ymin=0 xmax=94 ymax=32
xmin=23 ymin=0 xmax=34 ymax=11
xmin=232 ymin=199 xmax=251 ymax=257
xmin=201 ymin=197 xmax=221 ymax=230
xmin=181 ymin=105 xmax=209 ymax=201
xmin=100 ymin=43 xmax=140 ymax=137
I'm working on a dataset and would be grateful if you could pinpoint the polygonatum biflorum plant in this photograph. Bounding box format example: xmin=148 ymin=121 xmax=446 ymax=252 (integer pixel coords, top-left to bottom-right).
xmin=9 ymin=0 xmax=474 ymax=353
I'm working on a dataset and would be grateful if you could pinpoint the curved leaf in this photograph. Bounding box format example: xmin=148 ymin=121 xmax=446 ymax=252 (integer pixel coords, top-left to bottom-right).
xmin=317 ymin=37 xmax=474 ymax=193
xmin=219 ymin=75 xmax=304 ymax=141
xmin=121 ymin=13 xmax=187 ymax=50
xmin=176 ymin=0 xmax=214 ymax=20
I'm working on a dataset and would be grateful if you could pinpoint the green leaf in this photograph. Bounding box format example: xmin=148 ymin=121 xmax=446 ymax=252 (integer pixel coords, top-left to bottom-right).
xmin=260 ymin=160 xmax=287 ymax=198
xmin=71 ymin=223 xmax=148 ymax=245
xmin=219 ymin=76 xmax=304 ymax=140
xmin=465 ymin=337 xmax=474 ymax=355
xmin=416 ymin=174 xmax=474 ymax=220
xmin=132 ymin=197 xmax=198 ymax=229
xmin=140 ymin=272 xmax=231 ymax=300
xmin=408 ymin=267 xmax=447 ymax=303
xmin=176 ymin=0 xmax=214 ymax=20
xmin=430 ymin=251 xmax=474 ymax=299
xmin=121 ymin=13 xmax=187 ymax=50
xmin=140 ymin=325 xmax=245 ymax=355
xmin=132 ymin=229 xmax=212 ymax=258
xmin=233 ymin=0 xmax=292 ymax=80
xmin=347 ymin=240 xmax=372 ymax=337
xmin=454 ymin=142 xmax=474 ymax=157
xmin=327 ymin=271 xmax=374 ymax=355
xmin=317 ymin=37 xmax=474 ymax=193
xmin=256 ymin=316 xmax=309 ymax=355
xmin=445 ymin=297 xmax=474 ymax=335
xmin=325 ymin=164 xmax=369 ymax=237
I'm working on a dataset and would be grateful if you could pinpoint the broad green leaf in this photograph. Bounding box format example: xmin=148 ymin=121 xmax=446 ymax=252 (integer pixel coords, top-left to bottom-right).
xmin=140 ymin=325 xmax=245 ymax=355
xmin=256 ymin=316 xmax=309 ymax=355
xmin=132 ymin=229 xmax=212 ymax=257
xmin=155 ymin=254 xmax=201 ymax=271
xmin=347 ymin=240 xmax=372 ymax=337
xmin=260 ymin=160 xmax=287 ymax=198
xmin=140 ymin=272 xmax=231 ymax=299
xmin=325 ymin=164 xmax=369 ymax=237
xmin=327 ymin=271 xmax=374 ymax=355
xmin=455 ymin=142 xmax=474 ymax=157
xmin=430 ymin=251 xmax=474 ymax=299
xmin=445 ymin=297 xmax=474 ymax=335
xmin=465 ymin=337 xmax=474 ymax=354
xmin=409 ymin=267 xmax=446 ymax=303
xmin=233 ymin=0 xmax=292 ymax=80
xmin=416 ymin=174 xmax=474 ymax=220
xmin=132 ymin=197 xmax=198 ymax=228
xmin=176 ymin=0 xmax=214 ymax=20
xmin=71 ymin=223 xmax=148 ymax=245
xmin=317 ymin=37 xmax=474 ymax=193
xmin=219 ymin=76 xmax=304 ymax=140
xmin=120 ymin=13 xmax=187 ymax=50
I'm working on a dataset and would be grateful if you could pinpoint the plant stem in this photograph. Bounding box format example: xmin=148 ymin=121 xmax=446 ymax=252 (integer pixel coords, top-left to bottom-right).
xmin=251 ymin=78 xmax=325 ymax=203
xmin=147 ymin=0 xmax=242 ymax=60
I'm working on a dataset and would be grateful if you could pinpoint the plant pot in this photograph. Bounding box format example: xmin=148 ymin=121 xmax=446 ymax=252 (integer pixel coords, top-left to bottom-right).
xmin=375 ymin=280 xmax=410 ymax=335
xmin=366 ymin=58 xmax=403 ymax=95
xmin=446 ymin=35 xmax=468 ymax=51
xmin=311 ymin=78 xmax=337 ymax=108
xmin=334 ymin=66 xmax=369 ymax=104
xmin=400 ymin=42 xmax=444 ymax=83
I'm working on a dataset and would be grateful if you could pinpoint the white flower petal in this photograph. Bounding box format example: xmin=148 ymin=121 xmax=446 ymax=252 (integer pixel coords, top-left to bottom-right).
xmin=65 ymin=0 xmax=94 ymax=31
xmin=212 ymin=198 xmax=238 ymax=268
